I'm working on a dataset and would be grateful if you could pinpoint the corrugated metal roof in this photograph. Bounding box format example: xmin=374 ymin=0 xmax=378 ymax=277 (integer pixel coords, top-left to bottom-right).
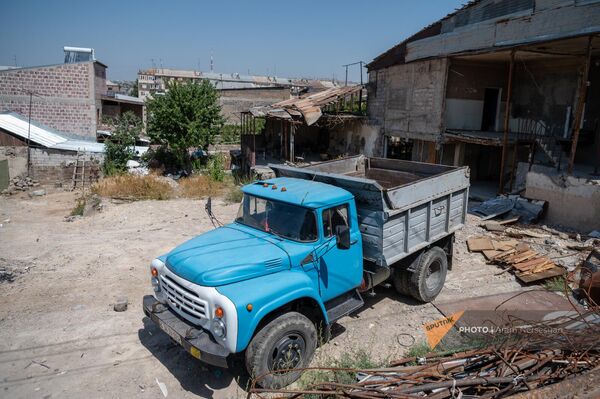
xmin=0 ymin=112 xmax=147 ymax=154
xmin=249 ymin=85 xmax=364 ymax=126
xmin=0 ymin=111 xmax=67 ymax=147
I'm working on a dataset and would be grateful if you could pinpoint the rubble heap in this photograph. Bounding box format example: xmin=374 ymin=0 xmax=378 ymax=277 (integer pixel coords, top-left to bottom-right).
xmin=2 ymin=176 xmax=40 ymax=195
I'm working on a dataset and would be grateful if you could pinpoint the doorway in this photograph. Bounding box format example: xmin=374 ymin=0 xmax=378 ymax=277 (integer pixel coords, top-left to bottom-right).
xmin=481 ymin=88 xmax=501 ymax=131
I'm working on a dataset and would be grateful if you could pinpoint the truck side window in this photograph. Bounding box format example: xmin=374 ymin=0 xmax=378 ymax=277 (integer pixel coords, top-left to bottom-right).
xmin=322 ymin=204 xmax=349 ymax=237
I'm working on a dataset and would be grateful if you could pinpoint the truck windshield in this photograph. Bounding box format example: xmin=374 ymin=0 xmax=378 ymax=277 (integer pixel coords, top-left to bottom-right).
xmin=235 ymin=194 xmax=318 ymax=242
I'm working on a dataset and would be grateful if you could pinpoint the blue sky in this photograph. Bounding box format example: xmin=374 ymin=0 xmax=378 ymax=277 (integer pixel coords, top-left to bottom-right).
xmin=0 ymin=0 xmax=464 ymax=82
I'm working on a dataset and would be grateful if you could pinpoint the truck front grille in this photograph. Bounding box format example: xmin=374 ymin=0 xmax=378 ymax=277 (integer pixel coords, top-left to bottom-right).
xmin=160 ymin=274 xmax=208 ymax=320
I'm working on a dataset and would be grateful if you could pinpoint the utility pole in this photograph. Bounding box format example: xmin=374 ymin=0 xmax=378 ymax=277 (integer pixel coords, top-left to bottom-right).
xmin=342 ymin=61 xmax=365 ymax=86
xmin=16 ymin=88 xmax=41 ymax=177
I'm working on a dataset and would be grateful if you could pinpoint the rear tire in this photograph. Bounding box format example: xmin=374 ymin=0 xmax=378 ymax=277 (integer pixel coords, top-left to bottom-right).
xmin=392 ymin=268 xmax=411 ymax=296
xmin=245 ymin=312 xmax=317 ymax=389
xmin=408 ymin=247 xmax=448 ymax=303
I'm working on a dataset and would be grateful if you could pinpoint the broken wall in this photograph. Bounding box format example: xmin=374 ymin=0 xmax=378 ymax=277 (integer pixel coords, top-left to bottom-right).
xmin=445 ymin=60 xmax=508 ymax=131
xmin=525 ymin=166 xmax=600 ymax=231
xmin=328 ymin=120 xmax=382 ymax=157
xmin=368 ymin=58 xmax=448 ymax=142
xmin=511 ymin=58 xmax=579 ymax=136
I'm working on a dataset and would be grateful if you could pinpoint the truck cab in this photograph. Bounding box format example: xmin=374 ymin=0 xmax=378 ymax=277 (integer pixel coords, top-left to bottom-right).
xmin=144 ymin=177 xmax=365 ymax=388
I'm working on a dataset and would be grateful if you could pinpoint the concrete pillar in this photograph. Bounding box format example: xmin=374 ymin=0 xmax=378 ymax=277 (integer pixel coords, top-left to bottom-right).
xmin=453 ymin=143 xmax=465 ymax=166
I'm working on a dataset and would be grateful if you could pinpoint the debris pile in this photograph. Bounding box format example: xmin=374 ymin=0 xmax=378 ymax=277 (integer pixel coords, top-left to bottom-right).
xmin=466 ymin=236 xmax=565 ymax=283
xmin=249 ymin=309 xmax=600 ymax=398
xmin=1 ymin=176 xmax=40 ymax=195
xmin=472 ymin=195 xmax=546 ymax=223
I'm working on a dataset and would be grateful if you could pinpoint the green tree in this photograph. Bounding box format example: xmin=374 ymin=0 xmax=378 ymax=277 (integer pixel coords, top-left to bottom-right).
xmin=130 ymin=79 xmax=139 ymax=97
xmin=146 ymin=80 xmax=224 ymax=171
xmin=103 ymin=111 xmax=141 ymax=175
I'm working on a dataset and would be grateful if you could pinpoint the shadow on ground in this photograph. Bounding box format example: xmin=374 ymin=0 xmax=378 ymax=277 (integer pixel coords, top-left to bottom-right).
xmin=138 ymin=318 xmax=250 ymax=398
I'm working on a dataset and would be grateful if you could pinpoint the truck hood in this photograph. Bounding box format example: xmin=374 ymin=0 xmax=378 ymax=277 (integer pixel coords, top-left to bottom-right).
xmin=165 ymin=225 xmax=291 ymax=286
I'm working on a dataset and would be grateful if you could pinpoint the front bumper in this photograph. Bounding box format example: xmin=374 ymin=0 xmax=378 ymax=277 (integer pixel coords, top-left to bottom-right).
xmin=143 ymin=295 xmax=230 ymax=368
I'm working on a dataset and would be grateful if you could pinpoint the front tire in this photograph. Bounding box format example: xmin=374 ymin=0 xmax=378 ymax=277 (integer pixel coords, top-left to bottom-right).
xmin=245 ymin=312 xmax=317 ymax=389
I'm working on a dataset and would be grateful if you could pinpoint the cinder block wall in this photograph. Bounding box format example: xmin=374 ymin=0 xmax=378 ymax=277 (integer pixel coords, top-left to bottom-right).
xmin=0 ymin=62 xmax=99 ymax=138
xmin=29 ymin=148 xmax=103 ymax=184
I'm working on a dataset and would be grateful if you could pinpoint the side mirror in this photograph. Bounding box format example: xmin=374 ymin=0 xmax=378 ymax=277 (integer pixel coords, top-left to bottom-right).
xmin=335 ymin=225 xmax=350 ymax=250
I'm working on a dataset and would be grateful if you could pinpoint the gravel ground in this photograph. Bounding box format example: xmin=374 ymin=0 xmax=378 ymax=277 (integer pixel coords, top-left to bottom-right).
xmin=0 ymin=189 xmax=526 ymax=399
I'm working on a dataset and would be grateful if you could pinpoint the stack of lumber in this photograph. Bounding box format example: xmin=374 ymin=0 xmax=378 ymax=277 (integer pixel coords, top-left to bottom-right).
xmin=467 ymin=236 xmax=565 ymax=283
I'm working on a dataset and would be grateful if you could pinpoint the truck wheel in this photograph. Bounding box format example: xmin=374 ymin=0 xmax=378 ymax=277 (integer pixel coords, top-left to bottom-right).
xmin=245 ymin=312 xmax=317 ymax=389
xmin=392 ymin=268 xmax=411 ymax=296
xmin=408 ymin=247 xmax=448 ymax=303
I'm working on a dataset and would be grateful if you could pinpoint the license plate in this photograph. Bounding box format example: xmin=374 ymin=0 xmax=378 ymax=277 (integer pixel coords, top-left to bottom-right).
xmin=159 ymin=320 xmax=182 ymax=345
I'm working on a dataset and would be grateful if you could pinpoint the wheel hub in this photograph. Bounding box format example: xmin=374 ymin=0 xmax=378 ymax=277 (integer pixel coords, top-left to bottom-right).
xmin=425 ymin=259 xmax=442 ymax=291
xmin=270 ymin=333 xmax=306 ymax=372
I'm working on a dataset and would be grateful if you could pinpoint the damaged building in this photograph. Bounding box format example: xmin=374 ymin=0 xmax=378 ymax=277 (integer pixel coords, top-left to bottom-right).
xmin=138 ymin=68 xmax=343 ymax=124
xmin=367 ymin=0 xmax=600 ymax=230
xmin=238 ymin=85 xmax=378 ymax=174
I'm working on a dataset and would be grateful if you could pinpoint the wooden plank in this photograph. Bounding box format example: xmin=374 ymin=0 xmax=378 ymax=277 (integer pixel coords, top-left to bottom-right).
xmin=482 ymin=249 xmax=502 ymax=260
xmin=516 ymin=266 xmax=565 ymax=283
xmin=498 ymin=217 xmax=519 ymax=225
xmin=467 ymin=236 xmax=495 ymax=252
xmin=492 ymin=239 xmax=519 ymax=251
xmin=512 ymin=257 xmax=548 ymax=272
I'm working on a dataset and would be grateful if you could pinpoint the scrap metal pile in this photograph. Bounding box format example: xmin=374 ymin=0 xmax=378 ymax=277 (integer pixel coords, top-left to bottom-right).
xmin=249 ymin=308 xmax=600 ymax=398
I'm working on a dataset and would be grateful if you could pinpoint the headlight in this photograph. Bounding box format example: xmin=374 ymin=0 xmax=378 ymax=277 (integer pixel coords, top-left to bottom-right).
xmin=211 ymin=319 xmax=227 ymax=338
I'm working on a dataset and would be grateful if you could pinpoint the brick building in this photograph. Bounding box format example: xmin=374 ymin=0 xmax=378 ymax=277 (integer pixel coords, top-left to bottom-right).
xmin=0 ymin=60 xmax=107 ymax=139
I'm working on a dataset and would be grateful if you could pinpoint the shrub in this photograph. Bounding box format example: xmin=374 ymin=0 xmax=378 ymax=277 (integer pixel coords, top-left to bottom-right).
xmin=207 ymin=153 xmax=226 ymax=182
xmin=297 ymin=348 xmax=381 ymax=394
xmin=70 ymin=197 xmax=86 ymax=216
xmin=146 ymin=80 xmax=224 ymax=172
xmin=142 ymin=146 xmax=180 ymax=174
xmin=92 ymin=175 xmax=173 ymax=200
xmin=102 ymin=112 xmax=142 ymax=176
xmin=179 ymin=175 xmax=226 ymax=199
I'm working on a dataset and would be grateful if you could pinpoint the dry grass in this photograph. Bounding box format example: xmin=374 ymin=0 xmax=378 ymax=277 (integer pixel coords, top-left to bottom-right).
xmin=179 ymin=175 xmax=227 ymax=199
xmin=92 ymin=175 xmax=174 ymax=200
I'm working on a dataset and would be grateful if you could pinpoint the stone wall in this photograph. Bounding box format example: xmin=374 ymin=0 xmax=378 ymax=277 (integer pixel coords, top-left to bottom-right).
xmin=0 ymin=62 xmax=102 ymax=138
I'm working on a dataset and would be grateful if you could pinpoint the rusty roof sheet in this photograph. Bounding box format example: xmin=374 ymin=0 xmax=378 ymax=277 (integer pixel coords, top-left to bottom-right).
xmin=249 ymin=85 xmax=363 ymax=126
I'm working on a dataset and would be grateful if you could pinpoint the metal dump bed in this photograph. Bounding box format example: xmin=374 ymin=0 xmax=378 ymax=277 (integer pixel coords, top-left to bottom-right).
xmin=270 ymin=156 xmax=470 ymax=267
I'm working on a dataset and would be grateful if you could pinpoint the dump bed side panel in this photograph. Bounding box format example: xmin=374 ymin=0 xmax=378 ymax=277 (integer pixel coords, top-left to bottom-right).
xmin=382 ymin=187 xmax=468 ymax=266
xmin=270 ymin=157 xmax=470 ymax=267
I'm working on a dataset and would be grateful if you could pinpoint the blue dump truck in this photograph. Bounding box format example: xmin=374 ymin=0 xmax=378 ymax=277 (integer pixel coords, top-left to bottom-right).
xmin=143 ymin=156 xmax=469 ymax=387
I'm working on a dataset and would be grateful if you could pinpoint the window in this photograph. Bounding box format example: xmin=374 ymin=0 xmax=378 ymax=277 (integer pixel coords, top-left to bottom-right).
xmin=322 ymin=204 xmax=349 ymax=237
xmin=236 ymin=194 xmax=318 ymax=242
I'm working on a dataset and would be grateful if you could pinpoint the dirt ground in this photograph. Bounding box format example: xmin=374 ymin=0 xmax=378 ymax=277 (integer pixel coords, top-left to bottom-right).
xmin=0 ymin=189 xmax=525 ymax=399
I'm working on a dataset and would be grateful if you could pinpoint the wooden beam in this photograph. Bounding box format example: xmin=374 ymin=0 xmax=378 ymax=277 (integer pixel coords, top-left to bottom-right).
xmin=568 ymin=36 xmax=593 ymax=175
xmin=499 ymin=49 xmax=516 ymax=194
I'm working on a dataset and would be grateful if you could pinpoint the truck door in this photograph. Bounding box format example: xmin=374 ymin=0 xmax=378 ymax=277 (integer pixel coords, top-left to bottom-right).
xmin=317 ymin=203 xmax=362 ymax=302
